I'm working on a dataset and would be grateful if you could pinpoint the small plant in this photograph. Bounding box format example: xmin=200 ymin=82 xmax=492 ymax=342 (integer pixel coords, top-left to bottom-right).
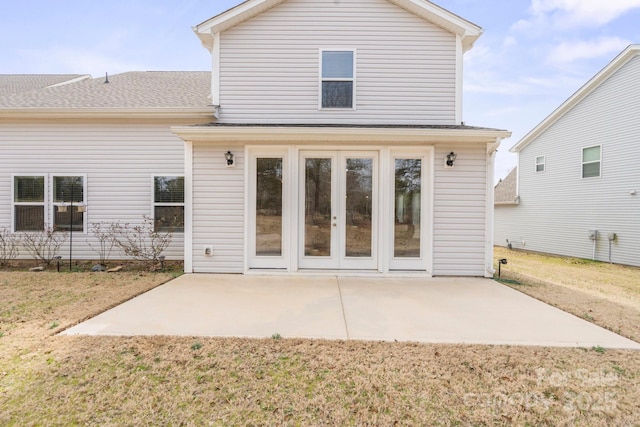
xmin=592 ymin=345 xmax=606 ymax=354
xmin=271 ymin=333 xmax=282 ymax=340
xmin=49 ymin=321 xmax=60 ymax=330
xmin=0 ymin=227 xmax=20 ymax=267
xmin=87 ymin=222 xmax=119 ymax=267
xmin=191 ymin=342 xmax=203 ymax=351
xmin=21 ymin=226 xmax=68 ymax=267
xmin=112 ymin=216 xmax=173 ymax=269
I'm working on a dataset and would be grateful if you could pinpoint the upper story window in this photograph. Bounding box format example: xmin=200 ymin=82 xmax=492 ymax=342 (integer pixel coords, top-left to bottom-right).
xmin=154 ymin=176 xmax=185 ymax=232
xmin=582 ymin=145 xmax=601 ymax=178
xmin=320 ymin=50 xmax=355 ymax=109
xmin=535 ymin=156 xmax=545 ymax=173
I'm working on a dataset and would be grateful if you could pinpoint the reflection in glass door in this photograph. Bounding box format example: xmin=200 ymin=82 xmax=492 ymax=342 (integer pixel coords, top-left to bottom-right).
xmin=299 ymin=151 xmax=377 ymax=270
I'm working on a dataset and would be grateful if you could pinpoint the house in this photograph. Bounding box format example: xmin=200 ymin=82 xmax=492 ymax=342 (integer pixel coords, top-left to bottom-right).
xmin=1 ymin=0 xmax=510 ymax=277
xmin=494 ymin=45 xmax=640 ymax=266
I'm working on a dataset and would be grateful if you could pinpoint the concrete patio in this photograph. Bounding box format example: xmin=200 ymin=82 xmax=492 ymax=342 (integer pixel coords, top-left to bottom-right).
xmin=63 ymin=274 xmax=640 ymax=349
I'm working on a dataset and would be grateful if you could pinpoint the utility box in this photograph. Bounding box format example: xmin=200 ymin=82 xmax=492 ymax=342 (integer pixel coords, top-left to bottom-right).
xmin=588 ymin=230 xmax=598 ymax=240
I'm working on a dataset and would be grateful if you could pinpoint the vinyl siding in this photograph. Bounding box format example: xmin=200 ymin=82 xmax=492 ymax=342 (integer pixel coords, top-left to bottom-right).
xmin=191 ymin=143 xmax=245 ymax=273
xmin=0 ymin=123 xmax=185 ymax=261
xmin=218 ymin=0 xmax=457 ymax=125
xmin=433 ymin=144 xmax=487 ymax=276
xmin=495 ymin=55 xmax=640 ymax=266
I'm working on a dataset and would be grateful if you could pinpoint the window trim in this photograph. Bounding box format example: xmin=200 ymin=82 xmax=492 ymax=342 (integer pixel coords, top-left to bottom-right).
xmin=11 ymin=174 xmax=87 ymax=233
xmin=318 ymin=48 xmax=357 ymax=110
xmin=535 ymin=156 xmax=545 ymax=173
xmin=12 ymin=174 xmax=46 ymax=233
xmin=51 ymin=174 xmax=88 ymax=233
xmin=581 ymin=145 xmax=602 ymax=179
xmin=152 ymin=175 xmax=185 ymax=233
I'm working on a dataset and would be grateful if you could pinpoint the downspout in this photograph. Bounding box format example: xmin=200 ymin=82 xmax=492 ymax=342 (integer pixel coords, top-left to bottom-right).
xmin=485 ymin=139 xmax=501 ymax=278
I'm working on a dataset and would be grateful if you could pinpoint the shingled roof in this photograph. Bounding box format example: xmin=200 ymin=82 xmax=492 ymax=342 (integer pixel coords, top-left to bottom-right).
xmin=0 ymin=74 xmax=89 ymax=97
xmin=494 ymin=167 xmax=519 ymax=205
xmin=0 ymin=71 xmax=211 ymax=110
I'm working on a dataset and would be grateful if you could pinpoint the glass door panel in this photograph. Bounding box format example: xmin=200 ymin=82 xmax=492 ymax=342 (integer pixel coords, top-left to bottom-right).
xmin=256 ymin=158 xmax=283 ymax=256
xmin=345 ymin=158 xmax=373 ymax=257
xmin=394 ymin=159 xmax=421 ymax=258
xmin=299 ymin=151 xmax=378 ymax=270
xmin=304 ymin=158 xmax=333 ymax=257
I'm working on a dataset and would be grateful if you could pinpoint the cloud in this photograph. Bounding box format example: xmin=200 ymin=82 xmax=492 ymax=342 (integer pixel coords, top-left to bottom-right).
xmin=530 ymin=0 xmax=640 ymax=27
xmin=546 ymin=37 xmax=631 ymax=64
xmin=523 ymin=0 xmax=640 ymax=29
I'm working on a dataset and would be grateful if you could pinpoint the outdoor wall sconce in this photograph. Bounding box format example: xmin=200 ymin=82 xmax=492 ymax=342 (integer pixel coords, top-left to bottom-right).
xmin=225 ymin=151 xmax=234 ymax=167
xmin=445 ymin=151 xmax=457 ymax=167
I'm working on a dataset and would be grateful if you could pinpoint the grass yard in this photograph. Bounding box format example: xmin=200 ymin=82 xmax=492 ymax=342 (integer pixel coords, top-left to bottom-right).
xmin=0 ymin=259 xmax=639 ymax=425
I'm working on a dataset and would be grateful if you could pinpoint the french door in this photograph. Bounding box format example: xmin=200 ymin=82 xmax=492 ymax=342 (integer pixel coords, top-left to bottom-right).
xmin=299 ymin=151 xmax=378 ymax=269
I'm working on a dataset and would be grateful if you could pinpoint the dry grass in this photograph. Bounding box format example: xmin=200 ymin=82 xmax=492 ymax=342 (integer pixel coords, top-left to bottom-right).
xmin=1 ymin=265 xmax=639 ymax=425
xmin=494 ymin=247 xmax=640 ymax=342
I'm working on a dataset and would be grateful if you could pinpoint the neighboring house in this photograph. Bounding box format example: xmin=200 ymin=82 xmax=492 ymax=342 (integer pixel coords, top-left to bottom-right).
xmin=495 ymin=45 xmax=640 ymax=266
xmin=1 ymin=0 xmax=510 ymax=277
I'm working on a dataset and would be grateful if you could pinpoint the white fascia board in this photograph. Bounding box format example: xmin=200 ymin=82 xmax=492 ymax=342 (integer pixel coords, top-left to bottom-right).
xmin=387 ymin=0 xmax=483 ymax=51
xmin=194 ymin=0 xmax=285 ymax=42
xmin=511 ymin=44 xmax=640 ymax=153
xmin=194 ymin=0 xmax=482 ymax=51
xmin=172 ymin=125 xmax=511 ymax=144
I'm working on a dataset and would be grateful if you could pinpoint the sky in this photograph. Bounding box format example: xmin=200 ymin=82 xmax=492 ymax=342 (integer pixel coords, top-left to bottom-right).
xmin=2 ymin=0 xmax=639 ymax=182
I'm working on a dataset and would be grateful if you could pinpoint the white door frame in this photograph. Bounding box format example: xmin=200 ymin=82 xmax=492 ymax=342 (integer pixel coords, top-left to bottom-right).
xmin=297 ymin=150 xmax=378 ymax=270
xmin=245 ymin=145 xmax=432 ymax=274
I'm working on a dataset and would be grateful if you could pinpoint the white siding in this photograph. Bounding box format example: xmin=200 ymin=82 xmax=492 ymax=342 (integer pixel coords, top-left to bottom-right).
xmin=433 ymin=144 xmax=487 ymax=276
xmin=191 ymin=143 xmax=245 ymax=273
xmin=0 ymin=123 xmax=185 ymax=261
xmin=218 ymin=0 xmax=457 ymax=125
xmin=496 ymin=55 xmax=640 ymax=266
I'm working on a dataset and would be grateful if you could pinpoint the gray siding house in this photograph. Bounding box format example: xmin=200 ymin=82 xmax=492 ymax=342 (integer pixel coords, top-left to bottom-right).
xmin=1 ymin=0 xmax=510 ymax=277
xmin=495 ymin=45 xmax=640 ymax=266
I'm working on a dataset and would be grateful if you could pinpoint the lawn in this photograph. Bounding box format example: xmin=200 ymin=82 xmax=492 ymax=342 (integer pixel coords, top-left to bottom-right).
xmin=1 ymin=259 xmax=639 ymax=425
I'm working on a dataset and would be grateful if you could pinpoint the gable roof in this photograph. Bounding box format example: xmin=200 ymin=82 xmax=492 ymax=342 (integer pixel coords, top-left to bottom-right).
xmin=494 ymin=167 xmax=518 ymax=205
xmin=0 ymin=74 xmax=89 ymax=97
xmin=194 ymin=0 xmax=482 ymax=52
xmin=511 ymin=45 xmax=640 ymax=153
xmin=0 ymin=71 xmax=213 ymax=120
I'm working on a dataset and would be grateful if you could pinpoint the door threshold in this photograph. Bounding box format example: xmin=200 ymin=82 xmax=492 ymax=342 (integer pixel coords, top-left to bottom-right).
xmin=246 ymin=269 xmax=432 ymax=278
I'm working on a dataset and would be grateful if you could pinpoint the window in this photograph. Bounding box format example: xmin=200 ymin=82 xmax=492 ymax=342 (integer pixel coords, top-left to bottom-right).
xmin=13 ymin=176 xmax=45 ymax=231
xmin=535 ymin=156 xmax=545 ymax=172
xmin=13 ymin=175 xmax=86 ymax=232
xmin=154 ymin=176 xmax=184 ymax=232
xmin=582 ymin=146 xmax=601 ymax=178
xmin=320 ymin=50 xmax=355 ymax=109
xmin=52 ymin=176 xmax=85 ymax=232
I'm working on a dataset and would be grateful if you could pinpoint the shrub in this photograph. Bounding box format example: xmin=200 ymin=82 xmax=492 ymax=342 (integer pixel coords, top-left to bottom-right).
xmin=112 ymin=216 xmax=173 ymax=269
xmin=21 ymin=226 xmax=67 ymax=266
xmin=0 ymin=228 xmax=20 ymax=267
xmin=87 ymin=222 xmax=119 ymax=266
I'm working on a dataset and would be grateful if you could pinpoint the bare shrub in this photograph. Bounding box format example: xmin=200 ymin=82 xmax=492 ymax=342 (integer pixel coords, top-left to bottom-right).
xmin=0 ymin=227 xmax=20 ymax=267
xmin=21 ymin=226 xmax=68 ymax=267
xmin=113 ymin=215 xmax=173 ymax=268
xmin=87 ymin=222 xmax=119 ymax=266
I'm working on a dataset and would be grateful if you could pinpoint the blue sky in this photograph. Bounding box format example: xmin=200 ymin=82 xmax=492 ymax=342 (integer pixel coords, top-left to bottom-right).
xmin=2 ymin=0 xmax=639 ymax=181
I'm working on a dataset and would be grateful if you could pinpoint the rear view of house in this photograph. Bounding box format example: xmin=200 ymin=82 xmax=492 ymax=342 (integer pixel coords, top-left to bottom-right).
xmin=495 ymin=45 xmax=640 ymax=266
xmin=1 ymin=0 xmax=510 ymax=277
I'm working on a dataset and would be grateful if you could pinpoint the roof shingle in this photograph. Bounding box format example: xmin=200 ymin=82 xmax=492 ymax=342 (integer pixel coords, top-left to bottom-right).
xmin=0 ymin=71 xmax=211 ymax=109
